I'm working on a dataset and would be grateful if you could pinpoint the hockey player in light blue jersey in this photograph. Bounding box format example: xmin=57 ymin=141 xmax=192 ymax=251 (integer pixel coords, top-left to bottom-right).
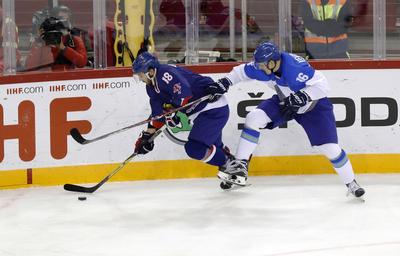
xmin=208 ymin=41 xmax=365 ymax=198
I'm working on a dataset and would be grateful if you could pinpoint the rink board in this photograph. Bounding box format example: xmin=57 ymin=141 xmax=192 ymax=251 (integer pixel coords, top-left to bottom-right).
xmin=1 ymin=154 xmax=398 ymax=189
xmin=0 ymin=64 xmax=400 ymax=188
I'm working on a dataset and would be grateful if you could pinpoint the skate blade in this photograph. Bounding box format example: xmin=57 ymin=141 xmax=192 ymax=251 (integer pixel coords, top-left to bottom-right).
xmin=217 ymin=174 xmax=247 ymax=187
xmin=346 ymin=192 xmax=366 ymax=203
xmin=231 ymin=183 xmax=251 ymax=190
xmin=351 ymin=196 xmax=365 ymax=203
xmin=356 ymin=195 xmax=365 ymax=203
xmin=220 ymin=181 xmax=251 ymax=191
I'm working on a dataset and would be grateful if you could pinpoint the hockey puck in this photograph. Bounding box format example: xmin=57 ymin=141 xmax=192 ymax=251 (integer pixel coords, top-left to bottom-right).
xmin=220 ymin=181 xmax=233 ymax=190
xmin=78 ymin=196 xmax=87 ymax=201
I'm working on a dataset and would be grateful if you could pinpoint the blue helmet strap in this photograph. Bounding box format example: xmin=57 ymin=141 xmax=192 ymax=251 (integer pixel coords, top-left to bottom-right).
xmin=256 ymin=61 xmax=273 ymax=74
xmin=256 ymin=60 xmax=280 ymax=75
xmin=271 ymin=59 xmax=281 ymax=73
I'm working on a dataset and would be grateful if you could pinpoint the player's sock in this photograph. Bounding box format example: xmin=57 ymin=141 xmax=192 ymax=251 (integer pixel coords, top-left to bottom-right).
xmin=235 ymin=126 xmax=260 ymax=160
xmin=330 ymin=149 xmax=355 ymax=184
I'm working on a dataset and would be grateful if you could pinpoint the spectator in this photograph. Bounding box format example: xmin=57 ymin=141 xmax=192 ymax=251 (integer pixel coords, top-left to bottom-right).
xmin=158 ymin=0 xmax=259 ymax=35
xmin=25 ymin=17 xmax=87 ymax=71
xmin=199 ymin=0 xmax=259 ymax=34
xmin=157 ymin=0 xmax=186 ymax=58
xmin=159 ymin=0 xmax=186 ymax=33
xmin=200 ymin=0 xmax=229 ymax=32
xmin=302 ymin=0 xmax=353 ymax=59
xmin=88 ymin=19 xmax=116 ymax=67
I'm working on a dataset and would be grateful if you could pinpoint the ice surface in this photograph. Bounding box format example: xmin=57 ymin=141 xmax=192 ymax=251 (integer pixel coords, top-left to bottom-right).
xmin=0 ymin=174 xmax=399 ymax=256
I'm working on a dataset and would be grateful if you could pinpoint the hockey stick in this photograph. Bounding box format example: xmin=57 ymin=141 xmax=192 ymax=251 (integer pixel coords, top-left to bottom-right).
xmin=70 ymin=95 xmax=210 ymax=145
xmin=64 ymin=129 xmax=162 ymax=193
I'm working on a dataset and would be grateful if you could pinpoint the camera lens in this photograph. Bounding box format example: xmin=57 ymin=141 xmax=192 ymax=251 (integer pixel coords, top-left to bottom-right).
xmin=43 ymin=30 xmax=62 ymax=45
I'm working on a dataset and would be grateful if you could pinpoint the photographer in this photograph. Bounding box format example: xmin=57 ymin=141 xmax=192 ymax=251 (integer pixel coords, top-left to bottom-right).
xmin=50 ymin=5 xmax=92 ymax=54
xmin=25 ymin=17 xmax=87 ymax=71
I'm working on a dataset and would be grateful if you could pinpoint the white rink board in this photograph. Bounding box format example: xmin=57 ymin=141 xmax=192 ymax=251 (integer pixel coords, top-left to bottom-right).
xmin=0 ymin=69 xmax=399 ymax=171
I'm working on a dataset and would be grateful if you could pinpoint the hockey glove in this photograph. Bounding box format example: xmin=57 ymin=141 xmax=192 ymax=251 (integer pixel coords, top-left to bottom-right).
xmin=163 ymin=103 xmax=182 ymax=128
xmin=205 ymin=78 xmax=232 ymax=102
xmin=165 ymin=112 xmax=181 ymax=128
xmin=280 ymin=91 xmax=310 ymax=121
xmin=134 ymin=131 xmax=155 ymax=155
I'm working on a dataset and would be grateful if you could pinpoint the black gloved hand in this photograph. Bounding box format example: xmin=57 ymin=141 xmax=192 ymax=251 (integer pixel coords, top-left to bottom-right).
xmin=165 ymin=112 xmax=181 ymax=128
xmin=205 ymin=78 xmax=232 ymax=102
xmin=162 ymin=103 xmax=182 ymax=128
xmin=280 ymin=91 xmax=310 ymax=121
xmin=280 ymin=104 xmax=297 ymax=121
xmin=134 ymin=131 xmax=155 ymax=154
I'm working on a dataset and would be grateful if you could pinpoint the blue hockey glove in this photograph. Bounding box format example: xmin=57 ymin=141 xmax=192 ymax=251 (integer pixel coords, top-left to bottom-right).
xmin=205 ymin=78 xmax=232 ymax=102
xmin=134 ymin=131 xmax=155 ymax=154
xmin=280 ymin=91 xmax=310 ymax=121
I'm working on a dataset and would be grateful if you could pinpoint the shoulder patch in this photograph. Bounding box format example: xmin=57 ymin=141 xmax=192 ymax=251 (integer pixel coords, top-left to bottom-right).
xmin=173 ymin=83 xmax=182 ymax=94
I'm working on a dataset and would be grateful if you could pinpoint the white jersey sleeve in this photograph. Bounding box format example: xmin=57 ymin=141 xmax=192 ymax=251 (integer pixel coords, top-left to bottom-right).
xmin=302 ymin=70 xmax=330 ymax=100
xmin=225 ymin=64 xmax=253 ymax=84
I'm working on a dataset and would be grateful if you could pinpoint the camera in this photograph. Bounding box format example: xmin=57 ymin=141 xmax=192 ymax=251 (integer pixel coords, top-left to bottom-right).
xmin=42 ymin=30 xmax=63 ymax=45
xmin=40 ymin=17 xmax=66 ymax=45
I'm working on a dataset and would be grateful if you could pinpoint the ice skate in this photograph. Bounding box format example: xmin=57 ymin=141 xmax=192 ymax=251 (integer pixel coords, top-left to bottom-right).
xmin=346 ymin=179 xmax=365 ymax=201
xmin=218 ymin=158 xmax=248 ymax=186
xmin=219 ymin=180 xmax=252 ymax=191
xmin=218 ymin=146 xmax=234 ymax=172
xmin=218 ymin=147 xmax=235 ymax=190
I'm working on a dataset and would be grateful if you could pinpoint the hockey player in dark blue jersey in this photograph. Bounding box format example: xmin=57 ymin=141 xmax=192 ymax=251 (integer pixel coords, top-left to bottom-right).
xmin=208 ymin=42 xmax=365 ymax=198
xmin=132 ymin=52 xmax=233 ymax=178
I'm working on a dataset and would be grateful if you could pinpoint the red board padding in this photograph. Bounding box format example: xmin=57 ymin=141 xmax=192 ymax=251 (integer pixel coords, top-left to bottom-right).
xmin=1 ymin=60 xmax=400 ymax=85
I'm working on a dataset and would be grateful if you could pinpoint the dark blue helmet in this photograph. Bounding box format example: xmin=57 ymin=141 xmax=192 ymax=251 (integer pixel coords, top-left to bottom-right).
xmin=253 ymin=42 xmax=280 ymax=67
xmin=132 ymin=52 xmax=159 ymax=73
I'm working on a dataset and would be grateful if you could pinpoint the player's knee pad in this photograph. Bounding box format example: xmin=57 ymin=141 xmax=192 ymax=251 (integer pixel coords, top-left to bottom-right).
xmin=313 ymin=143 xmax=342 ymax=160
xmin=245 ymin=108 xmax=271 ymax=130
xmin=184 ymin=139 xmax=208 ymax=160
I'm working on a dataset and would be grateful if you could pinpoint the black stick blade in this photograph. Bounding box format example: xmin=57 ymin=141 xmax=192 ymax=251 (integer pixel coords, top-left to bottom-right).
xmin=70 ymin=128 xmax=87 ymax=144
xmin=64 ymin=183 xmax=96 ymax=193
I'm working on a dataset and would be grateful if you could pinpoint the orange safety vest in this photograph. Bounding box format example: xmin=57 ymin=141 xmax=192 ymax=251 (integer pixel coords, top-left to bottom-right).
xmin=304 ymin=0 xmax=349 ymax=58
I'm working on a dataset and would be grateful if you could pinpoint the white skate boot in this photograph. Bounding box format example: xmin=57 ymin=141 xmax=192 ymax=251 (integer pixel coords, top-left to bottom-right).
xmin=218 ymin=158 xmax=248 ymax=186
xmin=346 ymin=179 xmax=365 ymax=199
xmin=218 ymin=147 xmax=235 ymax=190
